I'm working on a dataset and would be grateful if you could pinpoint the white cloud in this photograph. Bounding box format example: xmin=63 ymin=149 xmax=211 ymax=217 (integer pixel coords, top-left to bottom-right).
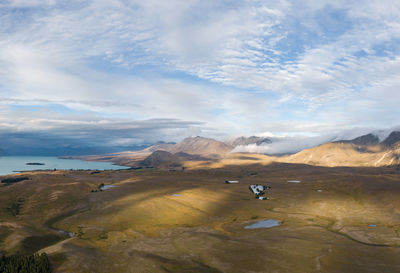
xmin=1 ymin=0 xmax=400 ymax=146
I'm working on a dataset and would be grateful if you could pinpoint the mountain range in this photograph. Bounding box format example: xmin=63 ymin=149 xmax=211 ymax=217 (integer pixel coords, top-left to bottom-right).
xmin=82 ymin=130 xmax=400 ymax=168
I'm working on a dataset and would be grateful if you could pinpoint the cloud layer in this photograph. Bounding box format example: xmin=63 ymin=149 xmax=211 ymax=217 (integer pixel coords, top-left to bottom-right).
xmin=1 ymin=1 xmax=400 ymax=153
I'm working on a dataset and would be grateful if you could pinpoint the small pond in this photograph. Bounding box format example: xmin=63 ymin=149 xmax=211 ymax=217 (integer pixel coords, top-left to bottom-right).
xmin=57 ymin=230 xmax=74 ymax=237
xmin=100 ymin=185 xmax=116 ymax=190
xmin=244 ymin=219 xmax=280 ymax=229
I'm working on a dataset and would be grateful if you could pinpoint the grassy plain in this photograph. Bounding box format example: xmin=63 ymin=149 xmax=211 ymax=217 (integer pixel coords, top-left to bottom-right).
xmin=1 ymin=163 xmax=400 ymax=272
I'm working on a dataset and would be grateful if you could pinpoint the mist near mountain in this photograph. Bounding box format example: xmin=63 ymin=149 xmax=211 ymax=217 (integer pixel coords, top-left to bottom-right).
xmin=231 ymin=127 xmax=400 ymax=155
xmin=227 ymin=136 xmax=272 ymax=147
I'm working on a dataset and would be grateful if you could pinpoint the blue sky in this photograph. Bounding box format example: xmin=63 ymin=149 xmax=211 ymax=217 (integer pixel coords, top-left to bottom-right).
xmin=1 ymin=0 xmax=400 ymax=152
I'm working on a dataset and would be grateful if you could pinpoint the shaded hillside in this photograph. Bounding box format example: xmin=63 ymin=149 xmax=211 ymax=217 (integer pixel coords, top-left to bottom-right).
xmin=139 ymin=150 xmax=182 ymax=168
xmin=382 ymin=131 xmax=400 ymax=147
xmin=336 ymin=133 xmax=380 ymax=146
xmin=174 ymin=152 xmax=208 ymax=161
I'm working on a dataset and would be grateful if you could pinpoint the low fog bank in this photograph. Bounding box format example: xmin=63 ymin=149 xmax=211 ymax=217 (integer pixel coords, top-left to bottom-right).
xmin=232 ymin=135 xmax=335 ymax=155
xmin=231 ymin=126 xmax=400 ymax=155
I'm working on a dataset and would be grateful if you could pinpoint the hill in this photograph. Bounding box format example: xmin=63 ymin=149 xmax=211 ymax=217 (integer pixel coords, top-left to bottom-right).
xmin=80 ymin=131 xmax=400 ymax=168
xmin=139 ymin=150 xmax=182 ymax=168
xmin=279 ymin=141 xmax=400 ymax=167
xmin=77 ymin=137 xmax=232 ymax=166
xmin=166 ymin=136 xmax=233 ymax=158
xmin=336 ymin=133 xmax=380 ymax=146
xmin=381 ymin=131 xmax=400 ymax=147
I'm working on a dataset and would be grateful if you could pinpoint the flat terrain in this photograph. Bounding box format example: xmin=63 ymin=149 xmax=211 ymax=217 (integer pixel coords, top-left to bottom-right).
xmin=1 ymin=163 xmax=400 ymax=272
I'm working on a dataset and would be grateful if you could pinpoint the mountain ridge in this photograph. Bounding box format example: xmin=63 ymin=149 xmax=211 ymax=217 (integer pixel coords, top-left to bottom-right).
xmin=228 ymin=136 xmax=272 ymax=147
xmin=79 ymin=130 xmax=400 ymax=168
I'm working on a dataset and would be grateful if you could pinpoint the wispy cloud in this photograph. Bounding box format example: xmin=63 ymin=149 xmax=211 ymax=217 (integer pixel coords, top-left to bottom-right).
xmin=1 ymin=0 xmax=400 ymax=153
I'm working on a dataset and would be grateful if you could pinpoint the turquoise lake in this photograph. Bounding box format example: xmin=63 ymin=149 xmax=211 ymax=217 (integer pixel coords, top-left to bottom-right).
xmin=0 ymin=156 xmax=129 ymax=176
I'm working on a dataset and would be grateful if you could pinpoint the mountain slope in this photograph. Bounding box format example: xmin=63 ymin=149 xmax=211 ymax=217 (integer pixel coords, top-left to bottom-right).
xmin=336 ymin=133 xmax=380 ymax=146
xmin=140 ymin=150 xmax=182 ymax=168
xmin=141 ymin=142 xmax=175 ymax=153
xmin=166 ymin=136 xmax=233 ymax=158
xmin=229 ymin=136 xmax=272 ymax=147
xmin=81 ymin=131 xmax=400 ymax=168
xmin=381 ymin=131 xmax=400 ymax=147
xmin=282 ymin=142 xmax=400 ymax=167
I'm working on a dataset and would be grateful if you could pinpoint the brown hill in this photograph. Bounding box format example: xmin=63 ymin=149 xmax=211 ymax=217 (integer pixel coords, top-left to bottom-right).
xmin=166 ymin=136 xmax=233 ymax=158
xmin=78 ymin=137 xmax=232 ymax=166
xmin=281 ymin=142 xmax=400 ymax=167
xmin=202 ymin=142 xmax=400 ymax=170
xmin=139 ymin=150 xmax=182 ymax=168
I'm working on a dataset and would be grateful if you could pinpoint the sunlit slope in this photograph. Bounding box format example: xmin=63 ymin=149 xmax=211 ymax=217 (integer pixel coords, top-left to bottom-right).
xmin=166 ymin=136 xmax=233 ymax=158
xmin=282 ymin=142 xmax=400 ymax=167
xmin=195 ymin=142 xmax=400 ymax=169
xmin=80 ymin=136 xmax=234 ymax=166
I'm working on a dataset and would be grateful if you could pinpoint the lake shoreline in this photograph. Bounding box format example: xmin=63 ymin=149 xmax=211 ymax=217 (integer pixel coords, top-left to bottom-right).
xmin=0 ymin=156 xmax=130 ymax=176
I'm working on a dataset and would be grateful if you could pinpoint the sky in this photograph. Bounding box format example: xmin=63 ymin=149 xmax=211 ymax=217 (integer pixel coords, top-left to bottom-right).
xmin=1 ymin=0 xmax=400 ymax=154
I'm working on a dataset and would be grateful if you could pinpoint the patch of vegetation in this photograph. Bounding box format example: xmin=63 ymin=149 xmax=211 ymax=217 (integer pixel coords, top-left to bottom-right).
xmin=129 ymin=166 xmax=143 ymax=170
xmin=21 ymin=235 xmax=61 ymax=254
xmin=1 ymin=177 xmax=29 ymax=184
xmin=6 ymin=199 xmax=24 ymax=217
xmin=98 ymin=232 xmax=108 ymax=240
xmin=77 ymin=226 xmax=84 ymax=239
xmin=251 ymin=216 xmax=259 ymax=220
xmin=0 ymin=252 xmax=51 ymax=273
xmin=0 ymin=226 xmax=12 ymax=244
xmin=162 ymin=259 xmax=223 ymax=273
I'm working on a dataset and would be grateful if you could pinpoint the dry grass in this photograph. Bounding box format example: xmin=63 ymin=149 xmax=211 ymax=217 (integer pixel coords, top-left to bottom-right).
xmin=1 ymin=164 xmax=400 ymax=272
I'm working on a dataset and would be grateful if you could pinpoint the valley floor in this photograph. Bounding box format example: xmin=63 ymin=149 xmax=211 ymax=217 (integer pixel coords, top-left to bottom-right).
xmin=1 ymin=163 xmax=400 ymax=272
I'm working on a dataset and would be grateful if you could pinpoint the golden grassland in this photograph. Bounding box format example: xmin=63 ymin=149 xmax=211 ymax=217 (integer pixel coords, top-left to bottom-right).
xmin=1 ymin=163 xmax=400 ymax=272
xmin=182 ymin=144 xmax=400 ymax=169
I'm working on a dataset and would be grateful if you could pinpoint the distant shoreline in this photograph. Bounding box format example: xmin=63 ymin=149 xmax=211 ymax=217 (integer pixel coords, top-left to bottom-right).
xmin=0 ymin=156 xmax=130 ymax=177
